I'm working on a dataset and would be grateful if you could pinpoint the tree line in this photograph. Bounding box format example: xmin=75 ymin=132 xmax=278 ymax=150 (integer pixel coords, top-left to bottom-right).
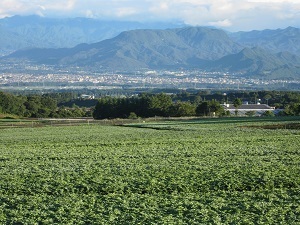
xmin=93 ymin=91 xmax=300 ymax=119
xmin=92 ymin=94 xmax=231 ymax=119
xmin=92 ymin=93 xmax=220 ymax=119
xmin=0 ymin=91 xmax=92 ymax=118
xmin=1 ymin=90 xmax=300 ymax=119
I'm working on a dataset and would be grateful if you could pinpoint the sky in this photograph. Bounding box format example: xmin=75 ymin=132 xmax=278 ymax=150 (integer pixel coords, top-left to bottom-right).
xmin=0 ymin=0 xmax=299 ymax=31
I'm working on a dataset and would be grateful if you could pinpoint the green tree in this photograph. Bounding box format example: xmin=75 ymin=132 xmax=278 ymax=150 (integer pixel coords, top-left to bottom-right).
xmin=262 ymin=110 xmax=275 ymax=117
xmin=128 ymin=112 xmax=138 ymax=119
xmin=57 ymin=107 xmax=74 ymax=118
xmin=193 ymin=95 xmax=202 ymax=105
xmin=196 ymin=100 xmax=224 ymax=117
xmin=284 ymin=103 xmax=300 ymax=116
xmin=233 ymin=98 xmax=242 ymax=116
xmin=149 ymin=93 xmax=173 ymax=117
xmin=196 ymin=101 xmax=210 ymax=116
xmin=245 ymin=111 xmax=256 ymax=117
xmin=24 ymin=95 xmax=42 ymax=117
xmin=93 ymin=97 xmax=118 ymax=119
xmin=209 ymin=99 xmax=225 ymax=117
xmin=0 ymin=92 xmax=26 ymax=116
xmin=169 ymin=101 xmax=196 ymax=117
xmin=264 ymin=94 xmax=272 ymax=105
xmin=36 ymin=108 xmax=51 ymax=118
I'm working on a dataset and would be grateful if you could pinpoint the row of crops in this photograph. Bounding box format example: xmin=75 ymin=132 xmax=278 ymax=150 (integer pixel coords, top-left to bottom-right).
xmin=0 ymin=118 xmax=141 ymax=129
xmin=0 ymin=117 xmax=299 ymax=224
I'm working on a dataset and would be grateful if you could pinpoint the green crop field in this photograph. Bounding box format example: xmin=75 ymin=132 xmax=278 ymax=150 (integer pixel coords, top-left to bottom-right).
xmin=0 ymin=117 xmax=299 ymax=224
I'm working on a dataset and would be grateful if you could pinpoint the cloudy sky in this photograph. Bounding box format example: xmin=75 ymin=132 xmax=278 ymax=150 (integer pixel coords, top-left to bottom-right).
xmin=0 ymin=0 xmax=299 ymax=31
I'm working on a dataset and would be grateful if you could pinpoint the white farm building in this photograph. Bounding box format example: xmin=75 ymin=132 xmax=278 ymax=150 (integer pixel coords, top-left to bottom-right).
xmin=223 ymin=103 xmax=281 ymax=116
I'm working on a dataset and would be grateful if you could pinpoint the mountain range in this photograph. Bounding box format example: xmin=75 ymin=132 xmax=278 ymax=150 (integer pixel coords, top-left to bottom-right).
xmin=0 ymin=15 xmax=182 ymax=55
xmin=1 ymin=16 xmax=300 ymax=79
xmin=229 ymin=27 xmax=300 ymax=56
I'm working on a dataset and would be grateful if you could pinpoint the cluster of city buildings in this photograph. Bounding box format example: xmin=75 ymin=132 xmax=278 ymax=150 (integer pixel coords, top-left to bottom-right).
xmin=0 ymin=68 xmax=298 ymax=90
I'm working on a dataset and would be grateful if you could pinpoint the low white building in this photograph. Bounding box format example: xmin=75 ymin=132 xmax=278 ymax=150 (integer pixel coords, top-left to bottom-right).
xmin=80 ymin=94 xmax=95 ymax=100
xmin=223 ymin=103 xmax=281 ymax=116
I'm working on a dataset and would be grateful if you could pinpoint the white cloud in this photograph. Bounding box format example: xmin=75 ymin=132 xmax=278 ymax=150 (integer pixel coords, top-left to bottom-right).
xmin=209 ymin=19 xmax=232 ymax=27
xmin=248 ymin=0 xmax=299 ymax=2
xmin=0 ymin=0 xmax=299 ymax=31
xmin=0 ymin=0 xmax=27 ymax=17
xmin=85 ymin=10 xmax=95 ymax=18
xmin=0 ymin=0 xmax=77 ymax=18
xmin=115 ymin=7 xmax=137 ymax=17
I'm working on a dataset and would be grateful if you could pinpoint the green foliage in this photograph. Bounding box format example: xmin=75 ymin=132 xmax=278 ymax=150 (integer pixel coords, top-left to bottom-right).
xmin=245 ymin=111 xmax=256 ymax=117
xmin=128 ymin=112 xmax=138 ymax=119
xmin=93 ymin=94 xmax=174 ymax=119
xmin=262 ymin=110 xmax=275 ymax=117
xmin=169 ymin=101 xmax=196 ymax=117
xmin=196 ymin=100 xmax=224 ymax=117
xmin=284 ymin=103 xmax=300 ymax=116
xmin=233 ymin=98 xmax=242 ymax=108
xmin=149 ymin=93 xmax=173 ymax=116
xmin=0 ymin=91 xmax=26 ymax=116
xmin=0 ymin=118 xmax=299 ymax=223
xmin=0 ymin=91 xmax=91 ymax=118
xmin=233 ymin=98 xmax=242 ymax=116
xmin=196 ymin=101 xmax=210 ymax=116
xmin=1 ymin=90 xmax=300 ymax=120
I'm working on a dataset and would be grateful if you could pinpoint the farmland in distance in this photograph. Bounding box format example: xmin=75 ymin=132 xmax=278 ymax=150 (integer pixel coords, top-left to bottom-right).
xmin=0 ymin=117 xmax=299 ymax=224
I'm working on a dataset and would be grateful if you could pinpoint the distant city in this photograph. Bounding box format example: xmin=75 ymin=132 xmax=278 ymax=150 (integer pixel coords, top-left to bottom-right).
xmin=0 ymin=63 xmax=299 ymax=91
